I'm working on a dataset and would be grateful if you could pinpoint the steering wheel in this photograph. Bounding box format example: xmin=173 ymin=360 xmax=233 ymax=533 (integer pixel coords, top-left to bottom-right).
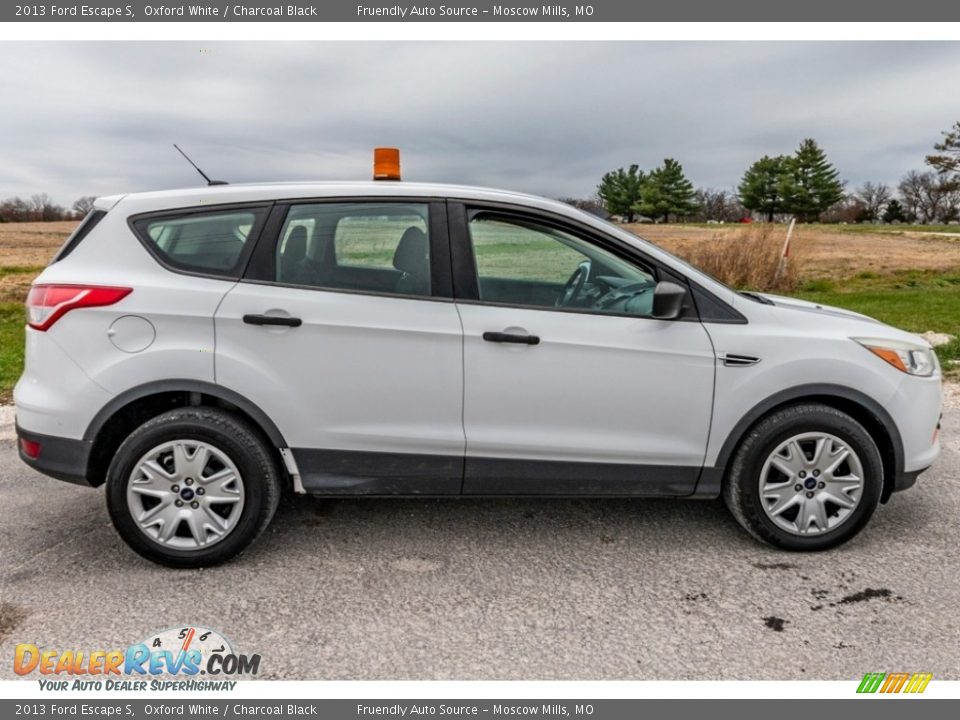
xmin=556 ymin=259 xmax=592 ymax=307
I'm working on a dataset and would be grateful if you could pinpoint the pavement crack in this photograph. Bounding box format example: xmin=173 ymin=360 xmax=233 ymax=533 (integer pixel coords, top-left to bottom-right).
xmin=751 ymin=562 xmax=798 ymax=570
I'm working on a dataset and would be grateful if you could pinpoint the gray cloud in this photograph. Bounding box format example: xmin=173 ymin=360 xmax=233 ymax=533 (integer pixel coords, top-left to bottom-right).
xmin=1 ymin=41 xmax=959 ymax=205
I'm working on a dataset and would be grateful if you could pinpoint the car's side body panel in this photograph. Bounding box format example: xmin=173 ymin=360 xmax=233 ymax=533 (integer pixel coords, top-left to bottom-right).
xmin=701 ymin=298 xmax=942 ymax=476
xmin=455 ymin=303 xmax=716 ymax=495
xmin=13 ymin=204 xmax=238 ymax=440
xmin=214 ymin=283 xmax=466 ymax=460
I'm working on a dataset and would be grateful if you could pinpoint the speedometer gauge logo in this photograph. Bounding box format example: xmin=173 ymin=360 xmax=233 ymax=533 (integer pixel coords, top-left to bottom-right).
xmin=139 ymin=626 xmax=235 ymax=663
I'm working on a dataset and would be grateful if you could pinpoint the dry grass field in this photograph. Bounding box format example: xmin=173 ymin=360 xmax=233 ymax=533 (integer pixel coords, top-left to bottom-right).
xmin=0 ymin=220 xmax=76 ymax=304
xmin=631 ymin=222 xmax=960 ymax=280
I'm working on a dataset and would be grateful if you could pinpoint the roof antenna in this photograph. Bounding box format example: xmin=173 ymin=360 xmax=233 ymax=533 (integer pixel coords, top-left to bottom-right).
xmin=172 ymin=144 xmax=228 ymax=186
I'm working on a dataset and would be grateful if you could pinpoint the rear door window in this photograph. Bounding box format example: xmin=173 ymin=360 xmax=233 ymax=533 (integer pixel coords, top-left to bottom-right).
xmin=133 ymin=208 xmax=268 ymax=277
xmin=272 ymin=203 xmax=432 ymax=297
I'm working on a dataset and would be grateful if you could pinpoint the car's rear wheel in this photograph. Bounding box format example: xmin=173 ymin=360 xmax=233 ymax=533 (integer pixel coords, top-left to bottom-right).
xmin=106 ymin=407 xmax=281 ymax=567
xmin=723 ymin=403 xmax=883 ymax=550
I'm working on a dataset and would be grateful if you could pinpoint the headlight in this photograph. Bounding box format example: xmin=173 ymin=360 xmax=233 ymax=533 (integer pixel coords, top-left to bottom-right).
xmin=853 ymin=338 xmax=936 ymax=377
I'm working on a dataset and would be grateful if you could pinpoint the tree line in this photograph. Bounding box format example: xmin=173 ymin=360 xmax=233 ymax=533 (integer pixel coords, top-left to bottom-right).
xmin=0 ymin=194 xmax=96 ymax=223
xmin=591 ymin=121 xmax=960 ymax=224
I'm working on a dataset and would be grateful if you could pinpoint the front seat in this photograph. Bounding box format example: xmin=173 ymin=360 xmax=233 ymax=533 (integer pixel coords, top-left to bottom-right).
xmin=280 ymin=226 xmax=315 ymax=285
xmin=393 ymin=227 xmax=430 ymax=295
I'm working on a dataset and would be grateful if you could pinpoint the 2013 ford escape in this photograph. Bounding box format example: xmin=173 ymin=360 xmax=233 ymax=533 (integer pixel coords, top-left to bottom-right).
xmin=15 ymin=166 xmax=942 ymax=566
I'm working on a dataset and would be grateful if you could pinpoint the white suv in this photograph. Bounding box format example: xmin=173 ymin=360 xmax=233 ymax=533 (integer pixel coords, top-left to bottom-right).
xmin=15 ymin=181 xmax=942 ymax=566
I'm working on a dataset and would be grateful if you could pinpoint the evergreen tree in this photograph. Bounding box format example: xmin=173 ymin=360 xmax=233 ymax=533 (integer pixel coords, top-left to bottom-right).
xmin=882 ymin=198 xmax=907 ymax=223
xmin=926 ymin=120 xmax=960 ymax=186
xmin=738 ymin=155 xmax=790 ymax=222
xmin=781 ymin=139 xmax=845 ymax=222
xmin=597 ymin=165 xmax=645 ymax=222
xmin=634 ymin=158 xmax=699 ymax=222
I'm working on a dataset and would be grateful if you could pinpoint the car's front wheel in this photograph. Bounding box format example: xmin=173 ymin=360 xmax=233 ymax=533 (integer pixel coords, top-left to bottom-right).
xmin=106 ymin=407 xmax=281 ymax=567
xmin=723 ymin=403 xmax=884 ymax=550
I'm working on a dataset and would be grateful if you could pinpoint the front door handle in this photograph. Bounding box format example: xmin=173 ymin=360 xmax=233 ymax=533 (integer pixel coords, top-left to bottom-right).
xmin=483 ymin=331 xmax=540 ymax=345
xmin=243 ymin=314 xmax=302 ymax=327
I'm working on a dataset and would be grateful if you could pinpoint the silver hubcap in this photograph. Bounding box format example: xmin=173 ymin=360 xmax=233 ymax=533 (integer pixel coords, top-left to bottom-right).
xmin=759 ymin=432 xmax=864 ymax=536
xmin=126 ymin=440 xmax=245 ymax=550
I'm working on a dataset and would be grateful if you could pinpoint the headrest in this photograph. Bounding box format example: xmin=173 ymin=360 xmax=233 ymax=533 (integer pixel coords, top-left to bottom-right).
xmin=393 ymin=226 xmax=428 ymax=276
xmin=285 ymin=226 xmax=308 ymax=261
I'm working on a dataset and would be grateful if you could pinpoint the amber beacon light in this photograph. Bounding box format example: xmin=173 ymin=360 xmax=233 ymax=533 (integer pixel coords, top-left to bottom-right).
xmin=373 ymin=147 xmax=402 ymax=181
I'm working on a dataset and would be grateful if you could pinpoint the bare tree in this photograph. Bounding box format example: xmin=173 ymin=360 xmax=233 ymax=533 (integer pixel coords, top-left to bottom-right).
xmin=30 ymin=193 xmax=50 ymax=220
xmin=821 ymin=195 xmax=868 ymax=224
xmin=942 ymin=186 xmax=960 ymax=223
xmin=694 ymin=188 xmax=747 ymax=222
xmin=0 ymin=197 xmax=33 ymax=222
xmin=898 ymin=170 xmax=925 ymax=220
xmin=72 ymin=196 xmax=97 ymax=217
xmin=0 ymin=194 xmax=73 ymax=222
xmin=558 ymin=195 xmax=606 ymax=213
xmin=695 ymin=188 xmax=727 ymax=221
xmin=854 ymin=182 xmax=891 ymax=222
xmin=29 ymin=193 xmax=66 ymax=221
xmin=898 ymin=170 xmax=960 ymax=223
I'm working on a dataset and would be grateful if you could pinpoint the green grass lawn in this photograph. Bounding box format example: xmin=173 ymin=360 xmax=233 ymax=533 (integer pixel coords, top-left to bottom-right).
xmin=0 ymin=265 xmax=45 ymax=278
xmin=817 ymin=223 xmax=960 ymax=235
xmin=0 ymin=303 xmax=24 ymax=402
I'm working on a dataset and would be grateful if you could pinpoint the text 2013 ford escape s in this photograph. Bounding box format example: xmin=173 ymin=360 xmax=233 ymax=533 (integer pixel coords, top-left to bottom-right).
xmin=15 ymin=156 xmax=943 ymax=566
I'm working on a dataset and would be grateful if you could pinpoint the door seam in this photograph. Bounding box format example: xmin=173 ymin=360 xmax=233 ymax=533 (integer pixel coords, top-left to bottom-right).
xmin=452 ymin=301 xmax=468 ymax=494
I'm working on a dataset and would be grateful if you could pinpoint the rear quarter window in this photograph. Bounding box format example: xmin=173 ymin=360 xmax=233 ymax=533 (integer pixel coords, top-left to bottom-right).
xmin=132 ymin=207 xmax=268 ymax=277
xmin=52 ymin=209 xmax=106 ymax=263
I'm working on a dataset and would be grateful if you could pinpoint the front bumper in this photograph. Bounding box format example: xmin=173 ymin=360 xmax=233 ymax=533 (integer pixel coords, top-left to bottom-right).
xmin=16 ymin=423 xmax=93 ymax=486
xmin=886 ymin=374 xmax=943 ymax=473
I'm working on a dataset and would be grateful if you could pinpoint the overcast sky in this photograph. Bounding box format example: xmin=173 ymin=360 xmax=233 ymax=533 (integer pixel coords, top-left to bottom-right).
xmin=1 ymin=42 xmax=959 ymax=206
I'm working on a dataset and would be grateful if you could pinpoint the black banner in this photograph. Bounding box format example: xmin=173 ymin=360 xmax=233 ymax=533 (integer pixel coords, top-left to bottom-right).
xmin=4 ymin=0 xmax=960 ymax=22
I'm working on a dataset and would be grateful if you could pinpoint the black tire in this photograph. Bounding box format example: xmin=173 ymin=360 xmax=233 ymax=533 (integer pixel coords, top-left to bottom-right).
xmin=106 ymin=407 xmax=282 ymax=568
xmin=722 ymin=403 xmax=883 ymax=551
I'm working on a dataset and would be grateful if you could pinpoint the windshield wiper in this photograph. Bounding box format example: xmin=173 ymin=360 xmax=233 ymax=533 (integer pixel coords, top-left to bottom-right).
xmin=738 ymin=291 xmax=774 ymax=305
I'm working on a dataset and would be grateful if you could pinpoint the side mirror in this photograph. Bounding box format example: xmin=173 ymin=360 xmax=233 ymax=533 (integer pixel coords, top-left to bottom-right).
xmin=651 ymin=281 xmax=688 ymax=320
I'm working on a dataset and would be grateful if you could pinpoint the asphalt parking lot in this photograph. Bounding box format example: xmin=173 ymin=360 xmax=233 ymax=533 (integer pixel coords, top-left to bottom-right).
xmin=0 ymin=407 xmax=957 ymax=681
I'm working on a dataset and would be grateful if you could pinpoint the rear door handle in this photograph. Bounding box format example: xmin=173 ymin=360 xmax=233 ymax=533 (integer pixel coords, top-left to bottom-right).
xmin=243 ymin=314 xmax=302 ymax=327
xmin=482 ymin=331 xmax=540 ymax=345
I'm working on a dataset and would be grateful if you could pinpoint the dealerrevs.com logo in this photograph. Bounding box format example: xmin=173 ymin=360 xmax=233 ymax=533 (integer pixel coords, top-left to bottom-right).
xmin=14 ymin=626 xmax=260 ymax=691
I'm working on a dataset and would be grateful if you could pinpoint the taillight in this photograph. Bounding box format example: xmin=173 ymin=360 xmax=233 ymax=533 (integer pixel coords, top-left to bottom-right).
xmin=26 ymin=284 xmax=132 ymax=331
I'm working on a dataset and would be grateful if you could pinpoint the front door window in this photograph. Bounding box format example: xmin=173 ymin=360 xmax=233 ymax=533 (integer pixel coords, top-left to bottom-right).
xmin=468 ymin=213 xmax=657 ymax=316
